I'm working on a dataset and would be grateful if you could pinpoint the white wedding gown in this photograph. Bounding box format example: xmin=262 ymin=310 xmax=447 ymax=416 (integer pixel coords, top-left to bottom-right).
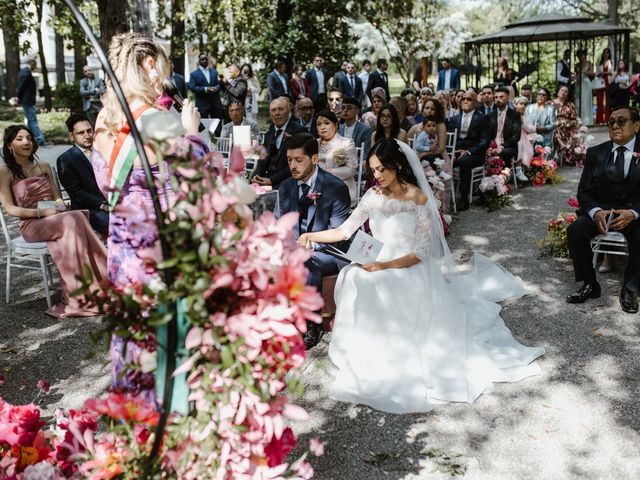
xmin=328 ymin=188 xmax=545 ymax=413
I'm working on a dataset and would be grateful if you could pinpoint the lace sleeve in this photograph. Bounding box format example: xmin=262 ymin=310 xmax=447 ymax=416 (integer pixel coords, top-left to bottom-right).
xmin=338 ymin=189 xmax=373 ymax=239
xmin=413 ymin=201 xmax=434 ymax=260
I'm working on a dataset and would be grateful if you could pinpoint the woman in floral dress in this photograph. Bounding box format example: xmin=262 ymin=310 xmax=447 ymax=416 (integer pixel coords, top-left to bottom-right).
xmin=553 ymin=85 xmax=579 ymax=165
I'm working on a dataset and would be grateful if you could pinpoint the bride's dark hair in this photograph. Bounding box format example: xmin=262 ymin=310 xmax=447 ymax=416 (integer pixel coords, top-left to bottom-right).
xmin=367 ymin=138 xmax=419 ymax=188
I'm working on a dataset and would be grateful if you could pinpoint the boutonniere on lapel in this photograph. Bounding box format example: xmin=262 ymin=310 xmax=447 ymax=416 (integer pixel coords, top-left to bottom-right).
xmin=306 ymin=190 xmax=321 ymax=205
xmin=633 ymin=152 xmax=640 ymax=165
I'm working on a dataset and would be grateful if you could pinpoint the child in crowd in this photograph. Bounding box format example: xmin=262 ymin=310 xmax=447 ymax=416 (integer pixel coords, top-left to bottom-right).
xmin=414 ymin=116 xmax=451 ymax=181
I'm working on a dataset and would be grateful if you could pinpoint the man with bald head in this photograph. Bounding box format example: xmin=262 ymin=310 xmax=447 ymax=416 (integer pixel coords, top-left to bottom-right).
xmin=253 ymin=98 xmax=306 ymax=187
xmin=447 ymin=89 xmax=490 ymax=210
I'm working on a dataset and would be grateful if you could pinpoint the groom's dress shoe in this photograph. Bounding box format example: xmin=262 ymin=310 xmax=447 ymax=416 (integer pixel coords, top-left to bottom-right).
xmin=566 ymin=282 xmax=601 ymax=303
xmin=619 ymin=287 xmax=639 ymax=313
xmin=303 ymin=322 xmax=323 ymax=350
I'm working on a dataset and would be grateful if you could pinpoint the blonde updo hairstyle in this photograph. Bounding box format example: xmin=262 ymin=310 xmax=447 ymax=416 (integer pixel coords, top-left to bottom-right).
xmin=102 ymin=32 xmax=170 ymax=134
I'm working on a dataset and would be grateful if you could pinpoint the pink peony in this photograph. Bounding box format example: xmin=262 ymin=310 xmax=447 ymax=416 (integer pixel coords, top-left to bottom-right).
xmin=0 ymin=399 xmax=45 ymax=447
xmin=84 ymin=392 xmax=159 ymax=426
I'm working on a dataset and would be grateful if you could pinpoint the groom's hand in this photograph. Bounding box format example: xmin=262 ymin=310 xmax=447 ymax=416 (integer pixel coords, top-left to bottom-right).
xmin=297 ymin=234 xmax=313 ymax=249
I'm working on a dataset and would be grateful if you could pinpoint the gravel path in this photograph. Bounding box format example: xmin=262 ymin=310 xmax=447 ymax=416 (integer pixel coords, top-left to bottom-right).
xmin=2 ymin=129 xmax=639 ymax=479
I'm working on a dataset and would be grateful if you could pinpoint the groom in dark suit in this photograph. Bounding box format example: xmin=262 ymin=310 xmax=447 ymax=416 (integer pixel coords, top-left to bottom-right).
xmin=278 ymin=132 xmax=351 ymax=348
xmin=567 ymin=107 xmax=640 ymax=313
xmin=56 ymin=113 xmax=108 ymax=234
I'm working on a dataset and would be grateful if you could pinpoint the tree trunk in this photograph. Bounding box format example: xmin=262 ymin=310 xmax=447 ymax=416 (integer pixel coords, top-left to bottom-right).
xmin=1 ymin=8 xmax=20 ymax=99
xmin=96 ymin=0 xmax=130 ymax=48
xmin=275 ymin=0 xmax=294 ymax=71
xmin=54 ymin=4 xmax=66 ymax=85
xmin=607 ymin=0 xmax=618 ymax=24
xmin=35 ymin=0 xmax=52 ymax=110
xmin=171 ymin=0 xmax=185 ymax=75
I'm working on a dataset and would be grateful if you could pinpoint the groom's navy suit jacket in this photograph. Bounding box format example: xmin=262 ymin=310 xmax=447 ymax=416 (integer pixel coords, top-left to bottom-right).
xmin=278 ymin=167 xmax=351 ymax=244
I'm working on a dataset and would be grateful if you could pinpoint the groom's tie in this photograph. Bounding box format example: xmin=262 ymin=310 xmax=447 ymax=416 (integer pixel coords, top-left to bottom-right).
xmin=299 ymin=183 xmax=311 ymax=233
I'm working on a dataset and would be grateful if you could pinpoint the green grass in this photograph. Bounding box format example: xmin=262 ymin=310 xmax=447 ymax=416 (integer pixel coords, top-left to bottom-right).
xmin=0 ymin=104 xmax=71 ymax=144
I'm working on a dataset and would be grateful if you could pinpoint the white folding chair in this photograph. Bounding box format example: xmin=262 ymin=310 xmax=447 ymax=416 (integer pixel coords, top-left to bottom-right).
xmin=444 ymin=129 xmax=458 ymax=213
xmin=355 ymin=146 xmax=366 ymax=203
xmin=408 ymin=135 xmax=416 ymax=149
xmin=50 ymin=166 xmax=70 ymax=202
xmin=591 ymin=232 xmax=628 ymax=269
xmin=212 ymin=136 xmax=232 ymax=158
xmin=0 ymin=206 xmax=55 ymax=307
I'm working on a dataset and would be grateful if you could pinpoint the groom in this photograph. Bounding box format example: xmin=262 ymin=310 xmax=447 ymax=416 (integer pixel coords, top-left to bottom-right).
xmin=278 ymin=132 xmax=351 ymax=348
xmin=566 ymin=106 xmax=640 ymax=312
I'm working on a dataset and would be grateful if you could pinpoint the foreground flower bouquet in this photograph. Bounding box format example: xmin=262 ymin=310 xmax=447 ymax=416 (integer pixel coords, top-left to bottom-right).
xmin=539 ymin=197 xmax=580 ymax=258
xmin=527 ymin=146 xmax=561 ymax=186
xmin=479 ymin=156 xmax=512 ymax=212
xmin=1 ymin=112 xmax=324 ymax=479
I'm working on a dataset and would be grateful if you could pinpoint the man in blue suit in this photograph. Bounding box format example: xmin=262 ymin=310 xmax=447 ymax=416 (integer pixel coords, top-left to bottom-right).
xmin=306 ymin=55 xmax=329 ymax=111
xmin=448 ymin=90 xmax=490 ymax=210
xmin=338 ymin=62 xmax=364 ymax=105
xmin=188 ymin=53 xmax=223 ymax=124
xmin=338 ymin=96 xmax=372 ymax=157
xmin=437 ymin=58 xmax=460 ymax=92
xmin=267 ymin=60 xmax=290 ymax=101
xmin=56 ymin=113 xmax=108 ymax=234
xmin=278 ymin=133 xmax=351 ymax=348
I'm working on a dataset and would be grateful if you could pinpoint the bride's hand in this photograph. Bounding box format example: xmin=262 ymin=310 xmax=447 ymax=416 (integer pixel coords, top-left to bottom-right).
xmin=361 ymin=261 xmax=389 ymax=272
xmin=297 ymin=233 xmax=313 ymax=249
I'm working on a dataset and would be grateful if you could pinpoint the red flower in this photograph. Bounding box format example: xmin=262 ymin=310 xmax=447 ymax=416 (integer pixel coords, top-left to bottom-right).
xmin=0 ymin=400 xmax=45 ymax=447
xmin=567 ymin=197 xmax=580 ymax=209
xmin=37 ymin=380 xmax=50 ymax=394
xmin=264 ymin=426 xmax=297 ymax=467
xmin=566 ymin=213 xmax=577 ymax=224
xmin=84 ymin=392 xmax=159 ymax=426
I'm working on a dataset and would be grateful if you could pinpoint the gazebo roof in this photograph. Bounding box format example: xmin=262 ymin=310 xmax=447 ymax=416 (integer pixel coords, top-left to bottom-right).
xmin=466 ymin=12 xmax=632 ymax=45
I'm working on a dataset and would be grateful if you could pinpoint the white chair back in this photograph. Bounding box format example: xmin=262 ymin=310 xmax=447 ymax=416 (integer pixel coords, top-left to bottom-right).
xmin=408 ymin=135 xmax=416 ymax=149
xmin=212 ymin=137 xmax=232 ymax=158
xmin=446 ymin=129 xmax=458 ymax=158
xmin=0 ymin=205 xmax=12 ymax=247
xmin=355 ymin=146 xmax=366 ymax=203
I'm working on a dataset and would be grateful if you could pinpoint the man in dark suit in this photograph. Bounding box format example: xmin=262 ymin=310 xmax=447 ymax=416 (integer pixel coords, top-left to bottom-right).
xmin=253 ymin=98 xmax=306 ymax=188
xmin=79 ymin=65 xmax=106 ymax=127
xmin=567 ymin=107 xmax=640 ymax=313
xmin=306 ymin=55 xmax=329 ymax=111
xmin=448 ymin=90 xmax=490 ymax=211
xmin=278 ymin=132 xmax=351 ymax=348
xmin=486 ymin=86 xmax=521 ymax=167
xmin=169 ymin=62 xmax=187 ymax=98
xmin=366 ymin=58 xmax=390 ymax=102
xmin=220 ymin=63 xmax=247 ymax=110
xmin=188 ymin=53 xmax=223 ymax=122
xmin=56 ymin=113 xmax=108 ymax=234
xmin=437 ymin=58 xmax=460 ymax=92
xmin=296 ymin=97 xmax=317 ymax=136
xmin=338 ymin=96 xmax=372 ymax=157
xmin=15 ymin=59 xmax=45 ymax=145
xmin=267 ymin=60 xmax=290 ymax=102
xmin=477 ymin=84 xmax=496 ymax=116
xmin=338 ymin=62 xmax=364 ymax=104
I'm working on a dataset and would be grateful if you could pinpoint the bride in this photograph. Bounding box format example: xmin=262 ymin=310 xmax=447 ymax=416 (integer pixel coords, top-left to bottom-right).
xmin=298 ymin=138 xmax=544 ymax=413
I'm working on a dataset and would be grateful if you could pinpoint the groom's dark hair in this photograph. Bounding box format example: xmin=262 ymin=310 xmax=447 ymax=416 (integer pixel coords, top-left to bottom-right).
xmin=284 ymin=132 xmax=318 ymax=158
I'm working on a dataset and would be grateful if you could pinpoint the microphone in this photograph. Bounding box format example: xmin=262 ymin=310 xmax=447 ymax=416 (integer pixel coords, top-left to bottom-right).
xmin=163 ymin=79 xmax=206 ymax=132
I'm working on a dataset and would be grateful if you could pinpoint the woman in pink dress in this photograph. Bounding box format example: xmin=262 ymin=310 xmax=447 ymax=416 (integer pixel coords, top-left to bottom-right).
xmin=0 ymin=125 xmax=107 ymax=317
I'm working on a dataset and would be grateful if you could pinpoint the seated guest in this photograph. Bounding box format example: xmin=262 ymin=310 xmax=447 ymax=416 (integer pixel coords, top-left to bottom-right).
xmin=219 ymin=101 xmax=259 ymax=142
xmin=389 ymin=96 xmax=412 ymax=132
xmin=316 ymin=110 xmax=358 ymax=206
xmin=486 ymin=86 xmax=522 ymax=169
xmin=478 ymin=84 xmax=496 ymax=115
xmin=448 ymin=90 xmax=490 ymax=211
xmin=0 ymin=125 xmax=107 ymax=318
xmin=296 ymin=97 xmax=317 ymax=136
xmin=56 ymin=113 xmax=108 ymax=235
xmin=526 ymin=87 xmax=557 ymax=151
xmin=521 ymin=84 xmax=533 ymax=104
xmin=338 ymin=96 xmax=372 ymax=158
xmin=372 ymin=103 xmax=408 ymax=145
xmin=514 ymin=96 xmax=535 ymax=181
xmin=278 ymin=132 xmax=351 ymax=348
xmin=253 ymin=98 xmax=306 ymax=188
xmin=327 ymin=88 xmax=343 ymax=115
xmin=361 ymin=88 xmax=385 ymax=130
xmin=404 ymin=93 xmax=420 ymax=125
xmin=566 ymin=107 xmax=640 ymax=313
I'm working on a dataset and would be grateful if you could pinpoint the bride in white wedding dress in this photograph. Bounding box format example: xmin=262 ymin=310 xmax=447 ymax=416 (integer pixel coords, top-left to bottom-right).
xmin=298 ymin=138 xmax=544 ymax=414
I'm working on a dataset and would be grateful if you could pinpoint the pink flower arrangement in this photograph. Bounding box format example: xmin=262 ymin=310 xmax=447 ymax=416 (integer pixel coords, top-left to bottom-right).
xmin=480 ymin=156 xmax=512 ymax=211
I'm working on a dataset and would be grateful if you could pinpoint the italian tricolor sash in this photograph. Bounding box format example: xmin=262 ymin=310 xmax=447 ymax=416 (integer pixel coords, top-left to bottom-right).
xmin=107 ymin=104 xmax=157 ymax=210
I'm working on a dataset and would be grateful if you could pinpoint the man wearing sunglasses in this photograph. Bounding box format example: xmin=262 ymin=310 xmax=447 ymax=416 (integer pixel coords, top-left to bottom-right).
xmin=567 ymin=106 xmax=640 ymax=313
